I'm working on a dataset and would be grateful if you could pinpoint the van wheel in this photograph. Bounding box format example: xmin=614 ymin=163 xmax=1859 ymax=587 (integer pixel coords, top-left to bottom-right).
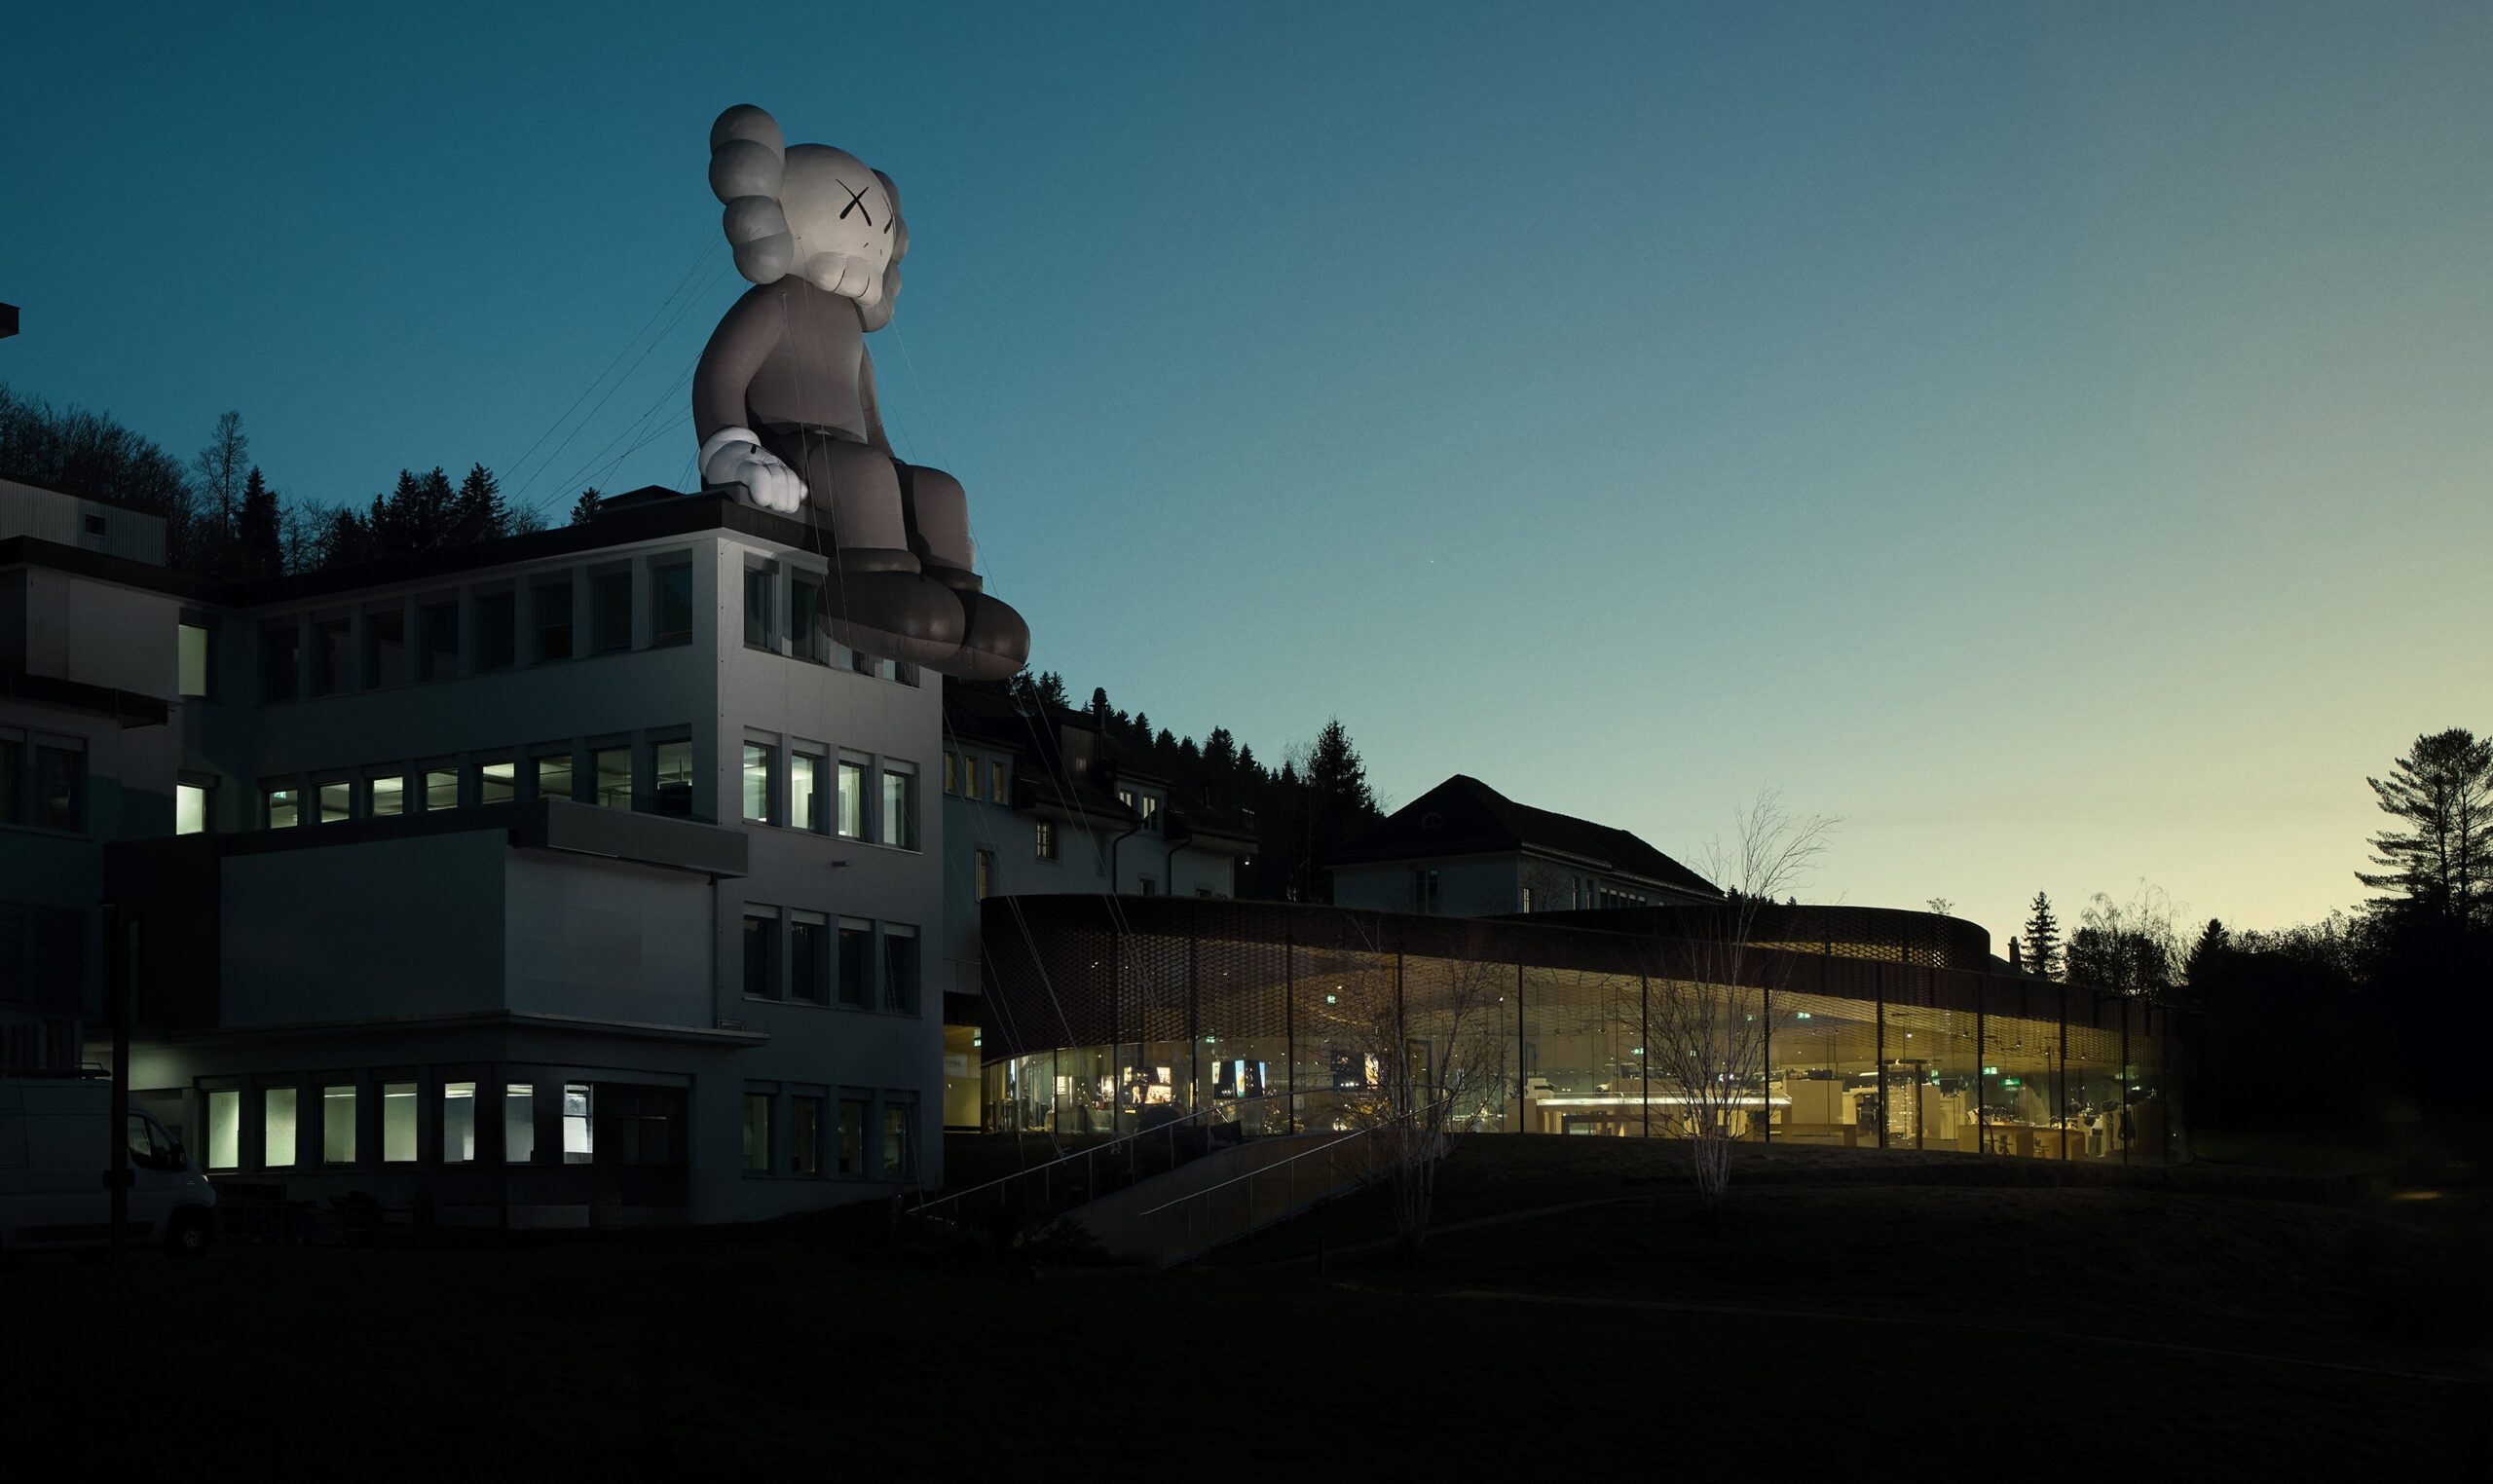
xmin=163 ymin=1210 xmax=213 ymax=1259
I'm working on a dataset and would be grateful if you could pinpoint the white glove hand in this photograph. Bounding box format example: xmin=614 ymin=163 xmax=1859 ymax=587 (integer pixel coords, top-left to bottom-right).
xmin=698 ymin=427 xmax=807 ymax=514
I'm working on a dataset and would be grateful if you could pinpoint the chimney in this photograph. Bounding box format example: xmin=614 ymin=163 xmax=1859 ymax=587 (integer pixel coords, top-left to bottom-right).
xmin=2007 ymin=937 xmax=2024 ymax=973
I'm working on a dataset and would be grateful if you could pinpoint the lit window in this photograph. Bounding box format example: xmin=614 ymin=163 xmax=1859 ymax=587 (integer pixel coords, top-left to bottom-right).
xmin=423 ymin=765 xmax=459 ymax=812
xmin=943 ymin=753 xmax=957 ymax=796
xmin=990 ymin=761 xmax=1005 ymax=801
xmin=791 ymin=753 xmax=823 ymax=832
xmin=791 ymin=1095 xmax=824 ymax=1175
xmin=322 ymin=1085 xmax=357 ymax=1165
xmin=205 ymin=1090 xmax=241 ymax=1170
xmin=177 ymin=621 xmax=212 ymax=698
xmin=653 ymin=739 xmax=692 ymax=817
xmin=652 ymin=565 xmax=693 ymax=648
xmin=975 ymin=849 xmax=995 ymax=901
xmin=1035 ymin=820 xmax=1058 ymax=861
xmin=837 ymin=760 xmax=866 ymax=839
xmin=317 ymin=779 xmax=351 ymax=824
xmin=382 ymin=1082 xmax=417 ymax=1163
xmin=594 ymin=747 xmax=632 ymax=809
xmin=562 ymin=1084 xmax=592 ymax=1164
xmin=742 ymin=1094 xmax=771 ymax=1172
xmin=743 ymin=910 xmax=780 ymax=999
xmin=443 ymin=1082 xmax=476 ymax=1163
xmin=263 ymin=1088 xmax=297 ymax=1169
xmin=593 ymin=571 xmax=632 ymax=652
xmin=478 ymin=759 xmax=517 ymax=805
xmin=534 ymin=751 xmax=574 ymax=803
xmin=504 ymin=1084 xmax=536 ymax=1164
xmin=1140 ymin=795 xmax=1160 ymax=834
xmin=176 ymin=781 xmax=210 ymax=835
xmin=790 ymin=911 xmax=828 ymax=1004
xmin=262 ymin=781 xmax=299 ymax=829
xmin=743 ymin=742 xmax=779 ymax=824
xmin=879 ymin=765 xmax=917 ymax=849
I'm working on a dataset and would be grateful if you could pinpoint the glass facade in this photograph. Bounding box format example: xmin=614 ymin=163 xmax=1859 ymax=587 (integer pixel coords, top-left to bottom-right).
xmin=980 ymin=899 xmax=2183 ymax=1166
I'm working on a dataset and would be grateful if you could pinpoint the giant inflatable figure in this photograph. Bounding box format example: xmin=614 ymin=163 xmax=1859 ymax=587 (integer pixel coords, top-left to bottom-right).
xmin=693 ymin=103 xmax=1028 ymax=680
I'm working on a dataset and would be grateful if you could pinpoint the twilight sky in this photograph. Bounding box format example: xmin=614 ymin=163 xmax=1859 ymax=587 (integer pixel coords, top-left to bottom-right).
xmin=4 ymin=1 xmax=2487 ymax=945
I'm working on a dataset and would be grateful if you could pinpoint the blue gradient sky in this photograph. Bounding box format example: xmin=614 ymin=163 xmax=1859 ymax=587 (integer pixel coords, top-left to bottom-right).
xmin=5 ymin=2 xmax=2487 ymax=945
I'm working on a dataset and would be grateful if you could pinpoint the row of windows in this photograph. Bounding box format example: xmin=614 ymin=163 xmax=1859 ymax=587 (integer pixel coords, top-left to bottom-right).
xmin=741 ymin=562 xmax=919 ymax=686
xmin=740 ymin=907 xmax=919 ymax=1015
xmin=739 ymin=735 xmax=918 ymax=849
xmin=251 ymin=556 xmax=698 ymax=704
xmin=942 ymin=749 xmax=1010 ymax=804
xmin=739 ymin=1084 xmax=916 ymax=1180
xmin=0 ymin=732 xmax=86 ymax=835
xmin=198 ymin=1075 xmax=597 ymax=1173
xmin=236 ymin=733 xmax=700 ymax=832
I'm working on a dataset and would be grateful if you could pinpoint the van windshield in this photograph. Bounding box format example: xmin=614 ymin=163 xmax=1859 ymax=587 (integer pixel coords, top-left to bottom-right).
xmin=127 ymin=1112 xmax=179 ymax=1170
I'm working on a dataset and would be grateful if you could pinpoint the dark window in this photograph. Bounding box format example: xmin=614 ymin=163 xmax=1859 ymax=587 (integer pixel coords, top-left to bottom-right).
xmin=474 ymin=592 xmax=515 ymax=670
xmin=881 ymin=1101 xmax=913 ymax=1179
xmin=419 ymin=602 xmax=459 ymax=680
xmin=742 ymin=1094 xmax=770 ymax=1172
xmin=310 ymin=617 xmax=350 ymax=696
xmin=535 ymin=580 xmax=573 ymax=661
xmin=743 ymin=568 xmax=774 ymax=649
xmin=651 ymin=565 xmax=692 ymax=648
xmin=837 ymin=923 xmax=871 ymax=1008
xmin=653 ymin=739 xmax=693 ymax=818
xmin=789 ymin=575 xmax=827 ymax=662
xmin=593 ymin=572 xmax=632 ymax=652
xmin=84 ymin=513 xmax=107 ymax=537
xmin=258 ymin=623 xmax=300 ymax=703
xmin=893 ymin=661 xmax=920 ymax=687
xmin=0 ymin=739 xmax=22 ymax=826
xmin=743 ymin=911 xmax=779 ymax=999
xmin=362 ymin=607 xmax=406 ymax=687
xmin=32 ymin=745 xmax=84 ymax=832
xmin=881 ymin=932 xmax=918 ymax=1015
xmin=790 ymin=913 xmax=828 ymax=1004
xmin=837 ymin=1097 xmax=868 ymax=1175
xmin=849 ymin=647 xmax=877 ymax=678
xmin=790 ymin=1095 xmax=823 ymax=1175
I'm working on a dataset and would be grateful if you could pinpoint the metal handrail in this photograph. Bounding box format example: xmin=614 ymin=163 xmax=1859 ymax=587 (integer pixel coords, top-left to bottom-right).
xmin=1135 ymin=1094 xmax=1454 ymax=1219
xmin=904 ymin=1088 xmax=1324 ymax=1228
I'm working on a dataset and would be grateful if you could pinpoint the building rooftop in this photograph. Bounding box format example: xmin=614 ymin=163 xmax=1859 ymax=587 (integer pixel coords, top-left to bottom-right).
xmin=1331 ymin=773 xmax=1720 ymax=898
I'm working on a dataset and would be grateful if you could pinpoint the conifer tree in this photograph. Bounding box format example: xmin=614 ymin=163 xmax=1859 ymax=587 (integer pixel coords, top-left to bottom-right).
xmin=234 ymin=466 xmax=284 ymax=580
xmin=569 ymin=488 xmax=603 ymax=525
xmin=2359 ymin=728 xmax=2493 ymax=927
xmin=2022 ymin=892 xmax=2063 ymax=980
xmin=450 ymin=464 xmax=508 ymax=543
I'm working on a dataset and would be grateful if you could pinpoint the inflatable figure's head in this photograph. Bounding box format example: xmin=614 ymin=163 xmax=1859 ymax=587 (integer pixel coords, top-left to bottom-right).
xmin=708 ymin=104 xmax=909 ymax=330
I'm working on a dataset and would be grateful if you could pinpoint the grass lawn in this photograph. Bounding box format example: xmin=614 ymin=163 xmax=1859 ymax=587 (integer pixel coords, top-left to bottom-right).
xmin=3 ymin=1135 xmax=2480 ymax=1475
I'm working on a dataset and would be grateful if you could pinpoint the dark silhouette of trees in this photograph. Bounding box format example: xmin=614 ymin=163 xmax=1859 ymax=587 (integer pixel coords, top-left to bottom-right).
xmin=2021 ymin=892 xmax=2063 ymax=980
xmin=2359 ymin=728 xmax=2493 ymax=928
xmin=570 ymin=488 xmax=604 ymax=525
xmin=232 ymin=467 xmax=285 ymax=580
xmin=0 ymin=383 xmax=200 ymax=565
xmin=189 ymin=410 xmax=248 ymax=573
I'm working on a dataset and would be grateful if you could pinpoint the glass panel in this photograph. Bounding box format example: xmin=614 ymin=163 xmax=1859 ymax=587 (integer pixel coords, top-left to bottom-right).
xmin=791 ymin=754 xmax=821 ymax=832
xmin=744 ymin=568 xmax=773 ymax=648
xmin=317 ymin=780 xmax=351 ymax=824
xmin=593 ymin=572 xmax=632 ymax=651
xmin=264 ymin=783 xmax=299 ymax=829
xmin=364 ymin=607 xmax=406 ymax=687
xmin=382 ymin=1082 xmax=418 ymax=1163
xmin=594 ymin=748 xmax=632 ymax=810
xmin=474 ymin=592 xmax=515 ymax=670
xmin=882 ymin=931 xmax=918 ymax=1014
xmin=478 ymin=760 xmax=517 ymax=805
xmin=742 ymin=1094 xmax=770 ymax=1171
xmin=837 ymin=761 xmax=865 ymax=838
xmin=205 ymin=1089 xmax=241 ymax=1170
xmin=743 ymin=743 xmax=776 ymax=823
xmin=0 ymin=739 xmax=19 ymax=825
xmin=311 ymin=617 xmax=350 ymax=695
xmin=837 ymin=922 xmax=871 ymax=1008
xmin=534 ymin=752 xmax=574 ymax=803
xmin=879 ymin=768 xmax=915 ymax=848
xmin=259 ymin=623 xmax=299 ymax=702
xmin=790 ymin=913 xmax=827 ymax=1004
xmin=424 ymin=767 xmax=459 ymax=811
xmin=789 ymin=575 xmax=826 ymax=661
xmin=837 ymin=1098 xmax=868 ymax=1175
xmin=653 ymin=740 xmax=692 ymax=817
xmin=368 ymin=773 xmax=405 ymax=817
xmin=322 ymin=1085 xmax=356 ymax=1164
xmin=791 ymin=1096 xmax=822 ymax=1174
xmin=442 ymin=1081 xmax=476 ymax=1163
xmin=175 ymin=782 xmax=208 ymax=835
xmin=33 ymin=747 xmax=83 ymax=831
xmin=262 ymin=1088 xmax=298 ymax=1169
xmin=744 ymin=913 xmax=779 ymax=999
xmin=177 ymin=622 xmax=210 ymax=697
xmin=881 ymin=1102 xmax=912 ymax=1179
xmin=536 ymin=581 xmax=573 ymax=661
xmin=420 ymin=601 xmax=459 ymax=680
xmin=652 ymin=565 xmax=692 ymax=647
xmin=944 ymin=753 xmax=959 ymax=797
xmin=991 ymin=761 xmax=1005 ymax=801
xmin=563 ymin=1084 xmax=592 ymax=1164
xmin=504 ymin=1084 xmax=536 ymax=1164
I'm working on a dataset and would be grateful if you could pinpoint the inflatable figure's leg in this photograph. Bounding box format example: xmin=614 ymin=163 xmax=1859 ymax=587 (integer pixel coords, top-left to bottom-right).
xmin=784 ymin=435 xmax=964 ymax=667
xmin=898 ymin=463 xmax=1030 ymax=682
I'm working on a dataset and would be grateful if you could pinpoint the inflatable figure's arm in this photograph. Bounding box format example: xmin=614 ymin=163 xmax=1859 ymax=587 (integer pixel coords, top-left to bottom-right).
xmin=860 ymin=349 xmax=892 ymax=454
xmin=692 ymin=291 xmax=804 ymax=513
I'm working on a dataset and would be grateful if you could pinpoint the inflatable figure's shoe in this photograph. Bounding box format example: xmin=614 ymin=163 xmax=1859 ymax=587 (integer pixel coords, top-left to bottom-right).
xmin=924 ymin=569 xmax=1030 ymax=681
xmin=824 ymin=569 xmax=966 ymax=670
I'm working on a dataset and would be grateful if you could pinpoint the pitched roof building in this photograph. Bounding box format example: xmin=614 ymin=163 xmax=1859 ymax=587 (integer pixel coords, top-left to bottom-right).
xmin=1329 ymin=773 xmax=1719 ymax=917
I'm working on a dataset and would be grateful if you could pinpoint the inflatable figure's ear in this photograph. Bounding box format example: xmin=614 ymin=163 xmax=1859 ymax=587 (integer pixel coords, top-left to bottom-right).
xmin=711 ymin=104 xmax=793 ymax=283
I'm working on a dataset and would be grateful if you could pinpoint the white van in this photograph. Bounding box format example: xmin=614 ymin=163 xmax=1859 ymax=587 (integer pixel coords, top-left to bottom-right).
xmin=0 ymin=1076 xmax=218 ymax=1258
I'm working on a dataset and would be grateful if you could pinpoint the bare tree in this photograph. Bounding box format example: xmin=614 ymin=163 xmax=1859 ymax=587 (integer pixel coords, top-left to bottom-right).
xmin=190 ymin=410 xmax=248 ymax=561
xmin=1647 ymin=793 xmax=1837 ymax=1211
xmin=2068 ymin=880 xmax=2184 ymax=1001
xmin=1519 ymin=857 xmax=1573 ymax=912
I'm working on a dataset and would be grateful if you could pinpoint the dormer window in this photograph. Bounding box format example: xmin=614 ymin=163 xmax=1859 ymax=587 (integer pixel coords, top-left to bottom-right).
xmin=1422 ymin=812 xmax=1442 ymax=830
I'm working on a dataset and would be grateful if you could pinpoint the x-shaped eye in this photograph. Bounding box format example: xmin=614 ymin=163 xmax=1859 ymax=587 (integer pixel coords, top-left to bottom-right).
xmin=835 ymin=179 xmax=874 ymax=227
